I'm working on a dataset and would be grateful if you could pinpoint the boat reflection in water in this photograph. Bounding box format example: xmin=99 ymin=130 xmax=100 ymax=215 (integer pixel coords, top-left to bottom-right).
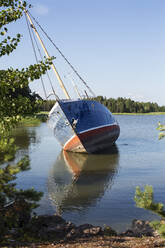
xmin=48 ymin=146 xmax=119 ymax=214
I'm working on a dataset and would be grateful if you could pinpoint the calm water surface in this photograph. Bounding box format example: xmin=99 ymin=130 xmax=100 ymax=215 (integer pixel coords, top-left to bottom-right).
xmin=14 ymin=115 xmax=165 ymax=232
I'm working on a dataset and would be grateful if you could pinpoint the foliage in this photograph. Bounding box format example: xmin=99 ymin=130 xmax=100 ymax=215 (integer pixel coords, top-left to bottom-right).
xmin=19 ymin=116 xmax=42 ymax=126
xmin=0 ymin=0 xmax=52 ymax=242
xmin=38 ymin=99 xmax=56 ymax=112
xmin=135 ymin=185 xmax=165 ymax=218
xmin=0 ymin=64 xmax=52 ymax=134
xmin=92 ymin=96 xmax=165 ymax=113
xmin=0 ymin=137 xmax=16 ymax=162
xmin=134 ymin=185 xmax=165 ymax=238
xmin=157 ymin=122 xmax=165 ymax=140
xmin=18 ymin=113 xmax=48 ymax=126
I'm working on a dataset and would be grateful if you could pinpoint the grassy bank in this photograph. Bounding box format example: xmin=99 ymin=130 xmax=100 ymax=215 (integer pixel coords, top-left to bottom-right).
xmin=39 ymin=111 xmax=165 ymax=116
xmin=113 ymin=112 xmax=165 ymax=115
xmin=19 ymin=113 xmax=48 ymax=127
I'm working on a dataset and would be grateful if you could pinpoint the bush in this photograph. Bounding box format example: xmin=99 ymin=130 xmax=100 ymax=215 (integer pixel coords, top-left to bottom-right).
xmin=134 ymin=185 xmax=165 ymax=238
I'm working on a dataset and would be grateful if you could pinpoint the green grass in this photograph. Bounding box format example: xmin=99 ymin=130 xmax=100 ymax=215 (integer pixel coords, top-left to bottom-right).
xmin=38 ymin=111 xmax=49 ymax=115
xmin=113 ymin=112 xmax=165 ymax=115
xmin=19 ymin=113 xmax=48 ymax=127
xmin=19 ymin=117 xmax=41 ymax=127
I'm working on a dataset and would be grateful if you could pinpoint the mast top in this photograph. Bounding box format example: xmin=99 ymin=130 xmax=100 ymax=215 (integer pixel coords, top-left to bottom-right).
xmin=24 ymin=7 xmax=70 ymax=100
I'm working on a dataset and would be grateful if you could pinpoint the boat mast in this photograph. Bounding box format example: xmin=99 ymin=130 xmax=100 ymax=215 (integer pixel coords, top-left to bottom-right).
xmin=24 ymin=9 xmax=70 ymax=100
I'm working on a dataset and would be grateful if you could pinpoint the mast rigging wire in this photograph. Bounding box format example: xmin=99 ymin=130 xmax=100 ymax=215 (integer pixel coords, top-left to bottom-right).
xmin=27 ymin=9 xmax=96 ymax=98
xmin=25 ymin=12 xmax=60 ymax=100
xmin=25 ymin=12 xmax=48 ymax=99
xmin=29 ymin=19 xmax=59 ymax=100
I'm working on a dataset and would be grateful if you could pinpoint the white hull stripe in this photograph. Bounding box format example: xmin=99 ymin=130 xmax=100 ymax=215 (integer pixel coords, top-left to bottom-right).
xmin=79 ymin=122 xmax=118 ymax=134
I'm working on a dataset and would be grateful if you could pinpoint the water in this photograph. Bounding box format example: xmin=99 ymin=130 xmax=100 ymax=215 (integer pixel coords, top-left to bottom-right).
xmin=12 ymin=115 xmax=165 ymax=232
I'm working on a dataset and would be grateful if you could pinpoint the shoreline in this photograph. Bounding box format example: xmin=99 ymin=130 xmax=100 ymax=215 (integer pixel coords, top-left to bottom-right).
xmin=39 ymin=111 xmax=165 ymax=116
xmin=113 ymin=112 xmax=165 ymax=115
xmin=2 ymin=215 xmax=164 ymax=248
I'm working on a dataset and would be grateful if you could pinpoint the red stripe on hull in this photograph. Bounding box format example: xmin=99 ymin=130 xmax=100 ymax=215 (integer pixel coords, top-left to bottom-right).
xmin=63 ymin=124 xmax=120 ymax=153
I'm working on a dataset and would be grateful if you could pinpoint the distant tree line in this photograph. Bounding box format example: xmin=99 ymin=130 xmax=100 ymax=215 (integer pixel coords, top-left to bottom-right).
xmin=38 ymin=96 xmax=165 ymax=113
xmin=93 ymin=96 xmax=165 ymax=113
xmin=38 ymin=100 xmax=56 ymax=112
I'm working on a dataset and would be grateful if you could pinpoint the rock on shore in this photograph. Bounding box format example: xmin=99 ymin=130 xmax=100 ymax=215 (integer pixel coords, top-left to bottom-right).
xmin=25 ymin=215 xmax=158 ymax=240
xmin=4 ymin=215 xmax=165 ymax=248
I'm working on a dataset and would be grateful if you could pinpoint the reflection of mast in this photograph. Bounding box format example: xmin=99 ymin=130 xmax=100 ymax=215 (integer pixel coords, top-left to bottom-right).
xmin=24 ymin=9 xmax=70 ymax=100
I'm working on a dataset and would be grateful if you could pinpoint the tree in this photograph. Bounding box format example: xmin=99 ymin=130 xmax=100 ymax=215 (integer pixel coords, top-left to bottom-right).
xmin=91 ymin=96 xmax=165 ymax=113
xmin=134 ymin=185 xmax=165 ymax=238
xmin=134 ymin=120 xmax=165 ymax=239
xmin=0 ymin=0 xmax=53 ymax=241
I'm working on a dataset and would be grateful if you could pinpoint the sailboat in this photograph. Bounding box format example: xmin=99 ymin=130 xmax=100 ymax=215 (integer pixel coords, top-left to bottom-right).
xmin=24 ymin=8 xmax=120 ymax=153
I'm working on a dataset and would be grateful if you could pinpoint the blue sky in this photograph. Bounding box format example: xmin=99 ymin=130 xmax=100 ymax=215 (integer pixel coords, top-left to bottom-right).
xmin=1 ymin=0 xmax=165 ymax=105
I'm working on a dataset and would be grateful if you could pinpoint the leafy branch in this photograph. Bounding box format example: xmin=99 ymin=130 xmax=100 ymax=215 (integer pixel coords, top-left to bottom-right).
xmin=135 ymin=185 xmax=165 ymax=238
xmin=0 ymin=0 xmax=52 ymax=241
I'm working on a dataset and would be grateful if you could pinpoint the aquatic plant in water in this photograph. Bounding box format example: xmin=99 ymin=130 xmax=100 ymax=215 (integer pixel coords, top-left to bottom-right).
xmin=157 ymin=122 xmax=165 ymax=140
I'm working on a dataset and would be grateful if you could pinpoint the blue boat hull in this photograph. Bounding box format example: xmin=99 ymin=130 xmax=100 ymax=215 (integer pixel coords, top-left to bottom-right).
xmin=48 ymin=100 xmax=120 ymax=153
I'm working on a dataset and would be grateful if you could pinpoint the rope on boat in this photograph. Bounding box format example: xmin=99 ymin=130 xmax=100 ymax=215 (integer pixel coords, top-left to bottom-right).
xmin=27 ymin=9 xmax=96 ymax=98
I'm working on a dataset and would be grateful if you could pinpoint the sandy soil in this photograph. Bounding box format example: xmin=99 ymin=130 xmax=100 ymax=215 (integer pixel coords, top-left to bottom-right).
xmin=20 ymin=236 xmax=165 ymax=248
